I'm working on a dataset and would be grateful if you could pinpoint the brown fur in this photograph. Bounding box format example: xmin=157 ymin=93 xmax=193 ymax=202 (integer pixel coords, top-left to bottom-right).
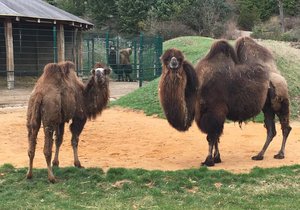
xmin=194 ymin=40 xmax=270 ymax=166
xmin=159 ymin=48 xmax=198 ymax=131
xmin=26 ymin=61 xmax=110 ymax=182
xmin=235 ymin=36 xmax=291 ymax=161
xmin=160 ymin=41 xmax=279 ymax=167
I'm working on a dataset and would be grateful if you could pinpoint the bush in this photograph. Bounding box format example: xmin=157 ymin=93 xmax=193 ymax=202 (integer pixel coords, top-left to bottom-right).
xmin=251 ymin=16 xmax=300 ymax=41
xmin=145 ymin=20 xmax=197 ymax=41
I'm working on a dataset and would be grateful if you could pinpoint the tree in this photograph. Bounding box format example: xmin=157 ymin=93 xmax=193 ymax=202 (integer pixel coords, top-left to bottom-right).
xmin=278 ymin=0 xmax=285 ymax=32
xmin=86 ymin=0 xmax=118 ymax=31
xmin=116 ymin=0 xmax=153 ymax=34
xmin=47 ymin=0 xmax=87 ymax=17
xmin=180 ymin=0 xmax=232 ymax=36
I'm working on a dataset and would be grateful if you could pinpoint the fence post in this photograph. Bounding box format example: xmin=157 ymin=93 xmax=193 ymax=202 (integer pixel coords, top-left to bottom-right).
xmin=139 ymin=32 xmax=144 ymax=87
xmin=105 ymin=32 xmax=109 ymax=65
xmin=133 ymin=37 xmax=137 ymax=80
xmin=87 ymin=39 xmax=90 ymax=72
xmin=4 ymin=18 xmax=14 ymax=89
xmin=155 ymin=35 xmax=163 ymax=76
xmin=92 ymin=37 xmax=95 ymax=67
xmin=53 ymin=25 xmax=57 ymax=63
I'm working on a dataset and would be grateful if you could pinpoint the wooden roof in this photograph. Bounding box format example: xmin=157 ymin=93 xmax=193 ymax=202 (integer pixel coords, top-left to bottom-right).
xmin=0 ymin=0 xmax=93 ymax=29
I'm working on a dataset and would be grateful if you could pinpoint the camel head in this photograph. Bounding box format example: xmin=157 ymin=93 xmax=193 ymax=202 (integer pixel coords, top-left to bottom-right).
xmin=91 ymin=63 xmax=111 ymax=85
xmin=161 ymin=48 xmax=184 ymax=72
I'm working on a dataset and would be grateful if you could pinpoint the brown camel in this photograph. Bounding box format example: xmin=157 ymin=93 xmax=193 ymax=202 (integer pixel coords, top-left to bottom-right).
xmin=26 ymin=61 xmax=110 ymax=182
xmin=235 ymin=36 xmax=291 ymax=160
xmin=159 ymin=48 xmax=198 ymax=131
xmin=159 ymin=40 xmax=276 ymax=167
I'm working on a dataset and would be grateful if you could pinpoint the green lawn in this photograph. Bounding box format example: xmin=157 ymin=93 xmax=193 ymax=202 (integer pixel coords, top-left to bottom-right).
xmin=111 ymin=36 xmax=300 ymax=121
xmin=1 ymin=164 xmax=300 ymax=209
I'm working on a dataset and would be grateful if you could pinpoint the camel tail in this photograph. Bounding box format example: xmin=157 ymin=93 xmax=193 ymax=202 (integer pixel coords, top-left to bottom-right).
xmin=27 ymin=92 xmax=42 ymax=131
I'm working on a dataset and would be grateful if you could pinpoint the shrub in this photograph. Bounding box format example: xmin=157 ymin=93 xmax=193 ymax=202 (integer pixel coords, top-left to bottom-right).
xmin=145 ymin=20 xmax=197 ymax=41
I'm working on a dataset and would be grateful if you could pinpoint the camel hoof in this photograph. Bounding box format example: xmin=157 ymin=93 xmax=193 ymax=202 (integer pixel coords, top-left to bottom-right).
xmin=26 ymin=172 xmax=33 ymax=179
xmin=201 ymin=156 xmax=215 ymax=167
xmin=274 ymin=153 xmax=285 ymax=159
xmin=48 ymin=177 xmax=56 ymax=183
xmin=52 ymin=160 xmax=59 ymax=167
xmin=252 ymin=155 xmax=264 ymax=161
xmin=214 ymin=154 xmax=222 ymax=164
xmin=74 ymin=161 xmax=84 ymax=168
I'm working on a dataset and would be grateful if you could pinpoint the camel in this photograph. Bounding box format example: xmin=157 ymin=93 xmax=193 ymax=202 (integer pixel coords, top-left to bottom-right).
xmin=108 ymin=46 xmax=133 ymax=81
xmin=26 ymin=61 xmax=110 ymax=182
xmin=235 ymin=36 xmax=291 ymax=160
xmin=159 ymin=40 xmax=284 ymax=167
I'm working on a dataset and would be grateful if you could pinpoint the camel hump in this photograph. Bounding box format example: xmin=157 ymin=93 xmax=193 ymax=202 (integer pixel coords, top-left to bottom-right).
xmin=59 ymin=61 xmax=76 ymax=76
xmin=235 ymin=36 xmax=274 ymax=62
xmin=43 ymin=63 xmax=62 ymax=79
xmin=205 ymin=40 xmax=238 ymax=63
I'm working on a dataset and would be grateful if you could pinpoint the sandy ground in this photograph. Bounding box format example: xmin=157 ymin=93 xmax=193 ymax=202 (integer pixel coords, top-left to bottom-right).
xmin=1 ymin=106 xmax=300 ymax=174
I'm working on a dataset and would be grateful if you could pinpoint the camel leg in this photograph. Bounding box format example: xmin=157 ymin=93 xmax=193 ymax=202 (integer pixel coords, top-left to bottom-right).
xmin=213 ymin=141 xmax=221 ymax=164
xmin=202 ymin=136 xmax=215 ymax=166
xmin=70 ymin=117 xmax=87 ymax=168
xmin=199 ymin=109 xmax=225 ymax=167
xmin=252 ymin=104 xmax=276 ymax=160
xmin=43 ymin=126 xmax=55 ymax=183
xmin=274 ymin=99 xmax=292 ymax=159
xmin=26 ymin=128 xmax=39 ymax=179
xmin=52 ymin=123 xmax=65 ymax=167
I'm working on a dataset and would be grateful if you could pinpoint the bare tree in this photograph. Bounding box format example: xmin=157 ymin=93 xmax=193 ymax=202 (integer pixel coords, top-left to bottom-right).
xmin=278 ymin=0 xmax=285 ymax=33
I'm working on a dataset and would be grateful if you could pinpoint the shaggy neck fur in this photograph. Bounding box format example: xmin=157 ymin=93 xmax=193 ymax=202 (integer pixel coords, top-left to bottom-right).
xmin=159 ymin=60 xmax=198 ymax=131
xmin=84 ymin=76 xmax=110 ymax=120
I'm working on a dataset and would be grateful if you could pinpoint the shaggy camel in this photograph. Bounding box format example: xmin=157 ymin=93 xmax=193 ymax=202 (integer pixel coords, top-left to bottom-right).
xmin=235 ymin=36 xmax=291 ymax=160
xmin=26 ymin=61 xmax=110 ymax=182
xmin=159 ymin=40 xmax=277 ymax=167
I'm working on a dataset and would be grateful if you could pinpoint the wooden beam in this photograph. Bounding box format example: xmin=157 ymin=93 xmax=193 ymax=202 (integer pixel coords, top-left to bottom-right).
xmin=57 ymin=24 xmax=65 ymax=62
xmin=4 ymin=19 xmax=14 ymax=89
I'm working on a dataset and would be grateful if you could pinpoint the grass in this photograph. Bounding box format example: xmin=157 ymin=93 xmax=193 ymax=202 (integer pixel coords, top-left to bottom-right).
xmin=111 ymin=36 xmax=300 ymax=121
xmin=1 ymin=163 xmax=300 ymax=209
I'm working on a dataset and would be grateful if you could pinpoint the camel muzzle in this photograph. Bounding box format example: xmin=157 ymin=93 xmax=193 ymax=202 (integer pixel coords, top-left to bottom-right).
xmin=169 ymin=57 xmax=179 ymax=70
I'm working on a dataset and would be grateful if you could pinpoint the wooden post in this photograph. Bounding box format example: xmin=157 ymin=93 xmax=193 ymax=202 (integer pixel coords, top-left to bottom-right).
xmin=4 ymin=19 xmax=14 ymax=89
xmin=57 ymin=24 xmax=65 ymax=62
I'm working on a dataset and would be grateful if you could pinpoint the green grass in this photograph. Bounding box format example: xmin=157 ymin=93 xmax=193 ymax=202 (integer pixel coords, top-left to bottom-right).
xmin=111 ymin=36 xmax=300 ymax=121
xmin=1 ymin=163 xmax=300 ymax=209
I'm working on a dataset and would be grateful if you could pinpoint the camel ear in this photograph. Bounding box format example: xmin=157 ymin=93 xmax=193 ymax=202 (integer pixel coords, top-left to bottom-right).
xmin=91 ymin=69 xmax=95 ymax=76
xmin=104 ymin=67 xmax=111 ymax=75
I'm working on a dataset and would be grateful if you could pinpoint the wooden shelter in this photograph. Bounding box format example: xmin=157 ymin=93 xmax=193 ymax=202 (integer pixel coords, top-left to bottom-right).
xmin=0 ymin=0 xmax=93 ymax=89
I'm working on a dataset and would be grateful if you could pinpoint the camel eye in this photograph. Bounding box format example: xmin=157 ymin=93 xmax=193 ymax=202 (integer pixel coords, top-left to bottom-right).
xmin=164 ymin=56 xmax=170 ymax=62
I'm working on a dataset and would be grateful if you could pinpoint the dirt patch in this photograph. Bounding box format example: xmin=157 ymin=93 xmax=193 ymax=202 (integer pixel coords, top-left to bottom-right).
xmin=1 ymin=106 xmax=300 ymax=174
xmin=0 ymin=81 xmax=140 ymax=107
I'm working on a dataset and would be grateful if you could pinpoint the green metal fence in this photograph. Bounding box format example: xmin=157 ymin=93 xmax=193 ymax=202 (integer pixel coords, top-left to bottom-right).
xmin=0 ymin=23 xmax=163 ymax=88
xmin=83 ymin=32 xmax=163 ymax=87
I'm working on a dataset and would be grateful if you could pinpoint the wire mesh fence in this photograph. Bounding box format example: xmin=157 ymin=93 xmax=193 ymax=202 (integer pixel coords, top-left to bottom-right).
xmin=0 ymin=22 xmax=163 ymax=89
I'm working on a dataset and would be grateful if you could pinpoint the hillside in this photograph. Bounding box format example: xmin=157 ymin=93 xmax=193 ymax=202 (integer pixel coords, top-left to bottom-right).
xmin=111 ymin=36 xmax=300 ymax=120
